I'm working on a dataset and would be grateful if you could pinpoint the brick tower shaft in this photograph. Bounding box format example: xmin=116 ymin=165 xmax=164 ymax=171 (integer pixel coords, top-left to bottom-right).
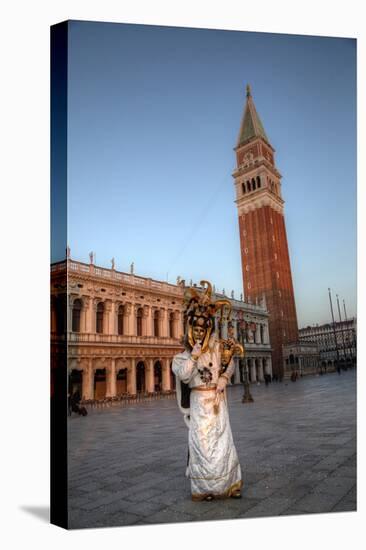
xmin=233 ymin=85 xmax=298 ymax=377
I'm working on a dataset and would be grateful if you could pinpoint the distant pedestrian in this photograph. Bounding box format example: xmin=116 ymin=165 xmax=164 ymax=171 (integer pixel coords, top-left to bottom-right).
xmin=71 ymin=390 xmax=88 ymax=416
xmin=68 ymin=393 xmax=72 ymax=416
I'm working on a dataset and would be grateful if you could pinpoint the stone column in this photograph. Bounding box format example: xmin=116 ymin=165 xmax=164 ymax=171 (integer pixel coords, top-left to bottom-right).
xmin=84 ymin=298 xmax=94 ymax=333
xmin=82 ymin=358 xmax=94 ymax=400
xmin=109 ymin=301 xmax=117 ymax=335
xmin=258 ymin=358 xmax=264 ymax=381
xmin=255 ymin=323 xmax=261 ymax=344
xmin=80 ymin=297 xmax=88 ymax=332
xmin=106 ymin=358 xmax=117 ymax=397
xmin=157 ymin=309 xmax=163 ymax=337
xmin=146 ymin=359 xmax=155 ymax=393
xmin=134 ymin=304 xmax=141 ymax=336
xmin=162 ymin=309 xmax=169 ymax=337
xmin=104 ymin=300 xmax=111 ymax=335
xmin=125 ymin=303 xmax=134 ymax=335
xmin=234 ymin=358 xmax=241 ymax=384
xmin=264 ymin=323 xmax=270 ymax=344
xmin=122 ymin=305 xmax=128 ymax=336
xmin=298 ymin=356 xmax=303 ymax=375
xmin=172 ymin=311 xmax=178 ymax=339
xmin=263 ymin=358 xmax=270 ymax=375
xmin=177 ymin=310 xmax=184 ymax=339
xmin=90 ymin=299 xmax=98 ymax=333
xmin=162 ymin=358 xmax=171 ymax=392
xmin=144 ymin=305 xmax=152 ymax=336
xmin=250 ymin=360 xmax=257 ymax=383
xmin=127 ymin=358 xmax=137 ymax=395
xmin=267 ymin=356 xmax=273 ymax=377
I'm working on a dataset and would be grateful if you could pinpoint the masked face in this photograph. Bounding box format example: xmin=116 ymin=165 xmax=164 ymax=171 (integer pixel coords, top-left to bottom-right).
xmin=221 ymin=349 xmax=233 ymax=366
xmin=192 ymin=325 xmax=206 ymax=344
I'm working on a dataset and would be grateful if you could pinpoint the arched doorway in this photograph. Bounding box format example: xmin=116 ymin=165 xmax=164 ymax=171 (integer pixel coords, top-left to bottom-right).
xmin=154 ymin=361 xmax=162 ymax=392
xmin=136 ymin=361 xmax=145 ymax=392
xmin=94 ymin=368 xmax=106 ymax=399
xmin=116 ymin=368 xmax=127 ymax=394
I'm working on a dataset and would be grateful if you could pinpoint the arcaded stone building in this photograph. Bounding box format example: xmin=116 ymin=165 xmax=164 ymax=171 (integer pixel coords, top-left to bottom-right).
xmin=282 ymin=341 xmax=320 ymax=378
xmin=51 ymin=256 xmax=272 ymax=401
xmin=233 ymin=85 xmax=299 ymax=378
xmin=299 ymin=319 xmax=357 ymax=369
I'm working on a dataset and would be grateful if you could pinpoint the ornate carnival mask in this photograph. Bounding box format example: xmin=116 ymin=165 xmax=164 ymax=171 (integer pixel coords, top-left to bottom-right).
xmin=220 ymin=338 xmax=245 ymax=367
xmin=184 ymin=280 xmax=232 ymax=353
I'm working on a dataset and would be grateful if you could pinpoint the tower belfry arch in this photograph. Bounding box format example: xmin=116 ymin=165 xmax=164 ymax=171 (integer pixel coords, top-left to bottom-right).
xmin=233 ymin=84 xmax=299 ymax=377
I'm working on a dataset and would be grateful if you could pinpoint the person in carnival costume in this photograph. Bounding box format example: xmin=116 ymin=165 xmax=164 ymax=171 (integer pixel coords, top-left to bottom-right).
xmin=173 ymin=280 xmax=244 ymax=501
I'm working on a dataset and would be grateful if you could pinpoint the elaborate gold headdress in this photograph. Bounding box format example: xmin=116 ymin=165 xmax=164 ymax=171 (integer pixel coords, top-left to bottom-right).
xmin=184 ymin=280 xmax=232 ymax=353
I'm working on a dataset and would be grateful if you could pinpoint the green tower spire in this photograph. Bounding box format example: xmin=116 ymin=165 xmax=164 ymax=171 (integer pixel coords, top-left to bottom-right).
xmin=237 ymin=85 xmax=269 ymax=146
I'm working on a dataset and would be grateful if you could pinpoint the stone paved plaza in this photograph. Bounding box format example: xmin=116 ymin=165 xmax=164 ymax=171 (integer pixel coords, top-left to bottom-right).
xmin=68 ymin=370 xmax=356 ymax=529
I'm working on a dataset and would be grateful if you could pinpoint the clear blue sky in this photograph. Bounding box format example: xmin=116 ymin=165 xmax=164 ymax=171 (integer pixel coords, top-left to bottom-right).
xmin=59 ymin=20 xmax=356 ymax=327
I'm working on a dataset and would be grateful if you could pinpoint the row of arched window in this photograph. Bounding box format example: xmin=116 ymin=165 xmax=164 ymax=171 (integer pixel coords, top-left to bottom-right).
xmin=268 ymin=177 xmax=279 ymax=195
xmin=71 ymin=299 xmax=177 ymax=338
xmin=240 ymin=175 xmax=281 ymax=197
xmin=241 ymin=175 xmax=261 ymax=195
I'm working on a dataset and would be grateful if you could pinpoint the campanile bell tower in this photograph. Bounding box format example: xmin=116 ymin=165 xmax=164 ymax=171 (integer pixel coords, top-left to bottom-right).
xmin=233 ymin=85 xmax=299 ymax=377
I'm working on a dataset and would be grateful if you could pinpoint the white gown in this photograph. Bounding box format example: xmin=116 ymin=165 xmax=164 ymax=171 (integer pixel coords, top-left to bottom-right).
xmin=173 ymin=337 xmax=242 ymax=500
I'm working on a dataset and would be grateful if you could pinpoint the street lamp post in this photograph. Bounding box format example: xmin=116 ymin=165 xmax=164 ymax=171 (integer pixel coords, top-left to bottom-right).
xmin=343 ymin=300 xmax=355 ymax=367
xmin=328 ymin=288 xmax=341 ymax=373
xmin=336 ymin=294 xmax=348 ymax=368
xmin=239 ymin=320 xmax=253 ymax=403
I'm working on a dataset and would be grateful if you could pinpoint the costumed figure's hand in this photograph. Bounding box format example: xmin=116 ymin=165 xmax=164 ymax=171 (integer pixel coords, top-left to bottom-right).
xmin=191 ymin=343 xmax=202 ymax=360
xmin=214 ymin=375 xmax=228 ymax=414
xmin=216 ymin=375 xmax=228 ymax=394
